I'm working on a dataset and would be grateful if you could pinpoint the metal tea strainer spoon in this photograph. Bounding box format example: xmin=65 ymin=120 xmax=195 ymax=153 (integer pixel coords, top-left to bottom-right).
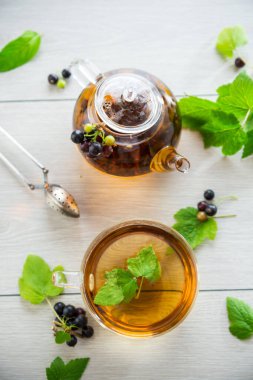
xmin=0 ymin=126 xmax=80 ymax=218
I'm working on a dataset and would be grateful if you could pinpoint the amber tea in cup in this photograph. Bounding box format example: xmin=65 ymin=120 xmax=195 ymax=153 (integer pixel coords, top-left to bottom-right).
xmin=53 ymin=220 xmax=198 ymax=338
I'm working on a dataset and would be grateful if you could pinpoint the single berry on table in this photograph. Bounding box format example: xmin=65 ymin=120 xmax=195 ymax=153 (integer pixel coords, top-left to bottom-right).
xmin=197 ymin=211 xmax=208 ymax=222
xmin=84 ymin=123 xmax=95 ymax=134
xmin=74 ymin=315 xmax=88 ymax=328
xmin=62 ymin=304 xmax=76 ymax=318
xmin=82 ymin=326 xmax=94 ymax=338
xmin=205 ymin=204 xmax=217 ymax=216
xmin=75 ymin=307 xmax=86 ymax=316
xmin=104 ymin=135 xmax=116 ymax=146
xmin=80 ymin=140 xmax=90 ymax=152
xmin=102 ymin=145 xmax=113 ymax=158
xmin=54 ymin=302 xmax=65 ymax=316
xmin=88 ymin=142 xmax=103 ymax=157
xmin=71 ymin=130 xmax=84 ymax=144
xmin=197 ymin=201 xmax=208 ymax=211
xmin=204 ymin=189 xmax=215 ymax=201
xmin=62 ymin=69 xmax=71 ymax=78
xmin=234 ymin=57 xmax=245 ymax=68
xmin=57 ymin=79 xmax=66 ymax=89
xmin=48 ymin=74 xmax=59 ymax=85
xmin=66 ymin=335 xmax=77 ymax=347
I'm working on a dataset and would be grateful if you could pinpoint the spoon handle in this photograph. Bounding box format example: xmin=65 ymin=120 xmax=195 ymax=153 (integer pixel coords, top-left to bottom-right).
xmin=0 ymin=126 xmax=48 ymax=174
xmin=0 ymin=152 xmax=35 ymax=190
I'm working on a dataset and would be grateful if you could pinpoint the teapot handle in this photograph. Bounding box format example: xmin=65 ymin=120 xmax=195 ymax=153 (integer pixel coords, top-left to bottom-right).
xmin=69 ymin=59 xmax=103 ymax=87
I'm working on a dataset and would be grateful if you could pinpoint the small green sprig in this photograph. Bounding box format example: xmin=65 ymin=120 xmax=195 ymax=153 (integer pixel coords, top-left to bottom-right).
xmin=83 ymin=123 xmax=116 ymax=146
xmin=94 ymin=246 xmax=161 ymax=306
xmin=216 ymin=26 xmax=248 ymax=59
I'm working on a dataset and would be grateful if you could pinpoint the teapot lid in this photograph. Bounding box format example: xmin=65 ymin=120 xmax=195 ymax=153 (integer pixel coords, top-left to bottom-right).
xmin=95 ymin=72 xmax=163 ymax=134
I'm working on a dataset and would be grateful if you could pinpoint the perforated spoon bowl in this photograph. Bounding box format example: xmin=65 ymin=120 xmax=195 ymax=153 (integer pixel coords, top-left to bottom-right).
xmin=0 ymin=126 xmax=80 ymax=218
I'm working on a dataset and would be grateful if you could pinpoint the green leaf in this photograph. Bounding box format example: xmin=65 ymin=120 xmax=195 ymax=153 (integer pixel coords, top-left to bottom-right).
xmin=127 ymin=246 xmax=161 ymax=282
xmin=94 ymin=283 xmax=124 ymax=306
xmin=242 ymin=130 xmax=253 ymax=158
xmin=55 ymin=331 xmax=71 ymax=344
xmin=216 ymin=71 xmax=253 ymax=121
xmin=172 ymin=207 xmax=218 ymax=249
xmin=216 ymin=26 xmax=248 ymax=58
xmin=201 ymin=111 xmax=246 ymax=155
xmin=179 ymin=96 xmax=219 ymax=130
xmin=46 ymin=357 xmax=89 ymax=380
xmin=0 ymin=31 xmax=41 ymax=72
xmin=18 ymin=255 xmax=64 ymax=304
xmin=105 ymin=269 xmax=138 ymax=302
xmin=226 ymin=297 xmax=253 ymax=340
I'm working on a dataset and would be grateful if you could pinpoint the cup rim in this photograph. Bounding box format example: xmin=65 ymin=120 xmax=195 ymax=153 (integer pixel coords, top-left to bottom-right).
xmin=81 ymin=219 xmax=199 ymax=338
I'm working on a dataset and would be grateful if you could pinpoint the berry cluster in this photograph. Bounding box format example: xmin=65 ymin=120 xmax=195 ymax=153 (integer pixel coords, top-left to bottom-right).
xmin=53 ymin=302 xmax=94 ymax=347
xmin=71 ymin=123 xmax=116 ymax=158
xmin=197 ymin=189 xmax=217 ymax=222
xmin=48 ymin=69 xmax=71 ymax=89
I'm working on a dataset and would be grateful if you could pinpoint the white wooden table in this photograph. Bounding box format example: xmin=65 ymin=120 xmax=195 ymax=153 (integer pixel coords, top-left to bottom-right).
xmin=0 ymin=0 xmax=253 ymax=379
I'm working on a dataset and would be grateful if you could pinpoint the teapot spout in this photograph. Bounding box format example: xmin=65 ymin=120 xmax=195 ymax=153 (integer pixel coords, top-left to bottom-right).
xmin=150 ymin=146 xmax=190 ymax=174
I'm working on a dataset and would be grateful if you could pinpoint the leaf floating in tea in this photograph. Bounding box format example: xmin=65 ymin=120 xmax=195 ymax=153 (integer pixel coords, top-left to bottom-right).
xmin=127 ymin=246 xmax=161 ymax=283
xmin=105 ymin=269 xmax=138 ymax=303
xmin=94 ymin=246 xmax=161 ymax=306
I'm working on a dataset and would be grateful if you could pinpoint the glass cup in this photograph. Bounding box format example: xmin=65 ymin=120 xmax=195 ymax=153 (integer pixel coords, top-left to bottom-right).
xmin=53 ymin=220 xmax=198 ymax=338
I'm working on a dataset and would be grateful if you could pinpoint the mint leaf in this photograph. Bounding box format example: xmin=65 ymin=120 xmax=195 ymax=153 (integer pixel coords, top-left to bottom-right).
xmin=94 ymin=283 xmax=124 ymax=306
xmin=216 ymin=26 xmax=248 ymax=58
xmin=242 ymin=130 xmax=253 ymax=158
xmin=46 ymin=357 xmax=89 ymax=380
xmin=179 ymin=96 xmax=219 ymax=130
xmin=201 ymin=111 xmax=246 ymax=155
xmin=127 ymin=246 xmax=161 ymax=282
xmin=217 ymin=72 xmax=253 ymax=121
xmin=55 ymin=331 xmax=71 ymax=344
xmin=105 ymin=269 xmax=138 ymax=302
xmin=0 ymin=31 xmax=41 ymax=72
xmin=18 ymin=255 xmax=64 ymax=304
xmin=173 ymin=207 xmax=218 ymax=249
xmin=226 ymin=297 xmax=253 ymax=339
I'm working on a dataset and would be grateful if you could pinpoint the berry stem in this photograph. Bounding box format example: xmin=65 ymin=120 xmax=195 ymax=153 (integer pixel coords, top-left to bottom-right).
xmin=135 ymin=277 xmax=144 ymax=299
xmin=215 ymin=195 xmax=238 ymax=205
xmin=214 ymin=214 xmax=237 ymax=219
xmin=46 ymin=297 xmax=65 ymax=325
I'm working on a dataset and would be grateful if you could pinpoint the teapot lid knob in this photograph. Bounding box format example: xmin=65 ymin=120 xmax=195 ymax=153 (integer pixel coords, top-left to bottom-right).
xmin=95 ymin=72 xmax=163 ymax=134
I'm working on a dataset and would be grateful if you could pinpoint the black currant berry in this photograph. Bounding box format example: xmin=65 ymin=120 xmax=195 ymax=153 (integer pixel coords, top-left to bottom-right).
xmin=62 ymin=69 xmax=71 ymax=78
xmin=205 ymin=204 xmax=217 ymax=216
xmin=66 ymin=335 xmax=77 ymax=347
xmin=74 ymin=315 xmax=88 ymax=328
xmin=48 ymin=74 xmax=58 ymax=85
xmin=204 ymin=189 xmax=215 ymax=201
xmin=62 ymin=305 xmax=76 ymax=318
xmin=88 ymin=142 xmax=102 ymax=157
xmin=75 ymin=307 xmax=86 ymax=316
xmin=80 ymin=140 xmax=90 ymax=152
xmin=102 ymin=145 xmax=113 ymax=158
xmin=54 ymin=302 xmax=65 ymax=316
xmin=82 ymin=326 xmax=94 ymax=338
xmin=197 ymin=201 xmax=208 ymax=211
xmin=71 ymin=130 xmax=84 ymax=144
xmin=234 ymin=57 xmax=245 ymax=68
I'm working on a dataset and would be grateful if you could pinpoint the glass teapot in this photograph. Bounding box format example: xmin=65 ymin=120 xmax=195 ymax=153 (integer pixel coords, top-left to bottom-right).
xmin=71 ymin=60 xmax=190 ymax=177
